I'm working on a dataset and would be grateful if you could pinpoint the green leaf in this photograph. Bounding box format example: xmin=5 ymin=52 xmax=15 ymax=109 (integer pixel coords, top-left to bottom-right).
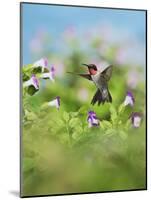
xmin=118 ymin=120 xmax=122 ymax=125
xmin=110 ymin=105 xmax=118 ymax=123
xmin=78 ymin=106 xmax=87 ymax=114
xmin=72 ymin=129 xmax=82 ymax=140
xmin=22 ymin=64 xmax=33 ymax=73
xmin=40 ymin=102 xmax=49 ymax=110
xmin=105 ymin=128 xmax=116 ymax=136
xmin=63 ymin=111 xmax=70 ymax=122
xmin=70 ymin=112 xmax=78 ymax=118
xmin=110 ymin=105 xmax=117 ymax=116
xmin=69 ymin=118 xmax=79 ymax=128
xmin=27 ymin=85 xmax=39 ymax=96
xmin=119 ymin=130 xmax=127 ymax=140
xmin=56 ymin=119 xmax=65 ymax=127
xmin=59 ymin=133 xmax=70 ymax=144
xmin=101 ymin=120 xmax=112 ymax=129
xmin=31 ymin=66 xmax=43 ymax=74
xmin=25 ymin=110 xmax=37 ymax=121
xmin=118 ymin=103 xmax=125 ymax=114
xmin=23 ymin=157 xmax=35 ymax=172
xmin=125 ymin=119 xmax=131 ymax=130
xmin=44 ymin=68 xmax=49 ymax=73
xmin=23 ymin=73 xmax=30 ymax=82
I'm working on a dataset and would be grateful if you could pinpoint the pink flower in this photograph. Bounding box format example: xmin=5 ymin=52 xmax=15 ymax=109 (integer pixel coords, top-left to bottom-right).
xmin=33 ymin=58 xmax=48 ymax=72
xmin=40 ymin=66 xmax=55 ymax=82
xmin=87 ymin=111 xmax=100 ymax=128
xmin=48 ymin=96 xmax=60 ymax=110
xmin=123 ymin=91 xmax=135 ymax=107
xmin=131 ymin=112 xmax=142 ymax=128
xmin=23 ymin=74 xmax=39 ymax=90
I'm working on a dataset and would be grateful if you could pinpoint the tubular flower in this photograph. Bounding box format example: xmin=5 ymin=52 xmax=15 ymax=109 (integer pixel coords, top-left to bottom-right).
xmin=123 ymin=91 xmax=135 ymax=106
xmin=131 ymin=112 xmax=142 ymax=128
xmin=48 ymin=96 xmax=60 ymax=109
xmin=40 ymin=66 xmax=55 ymax=82
xmin=87 ymin=111 xmax=99 ymax=128
xmin=33 ymin=58 xmax=48 ymax=72
xmin=23 ymin=74 xmax=39 ymax=90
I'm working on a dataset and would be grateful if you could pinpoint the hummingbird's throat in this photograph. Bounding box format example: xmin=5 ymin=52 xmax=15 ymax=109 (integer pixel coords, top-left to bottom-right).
xmin=89 ymin=68 xmax=97 ymax=75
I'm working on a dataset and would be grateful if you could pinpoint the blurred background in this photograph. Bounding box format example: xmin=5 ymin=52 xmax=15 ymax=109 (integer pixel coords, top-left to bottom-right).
xmin=22 ymin=3 xmax=146 ymax=197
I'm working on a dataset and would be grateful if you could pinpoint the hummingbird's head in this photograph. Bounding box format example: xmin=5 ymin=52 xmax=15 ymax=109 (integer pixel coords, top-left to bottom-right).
xmin=82 ymin=63 xmax=97 ymax=75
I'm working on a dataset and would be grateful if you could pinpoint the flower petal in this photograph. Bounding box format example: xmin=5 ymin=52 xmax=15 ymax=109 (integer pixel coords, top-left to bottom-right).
xmin=131 ymin=112 xmax=142 ymax=128
xmin=48 ymin=97 xmax=60 ymax=109
xmin=87 ymin=111 xmax=99 ymax=127
xmin=33 ymin=58 xmax=48 ymax=72
xmin=124 ymin=91 xmax=135 ymax=106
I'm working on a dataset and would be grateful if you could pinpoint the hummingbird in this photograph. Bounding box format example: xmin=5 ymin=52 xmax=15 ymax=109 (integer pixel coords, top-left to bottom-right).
xmin=68 ymin=64 xmax=113 ymax=105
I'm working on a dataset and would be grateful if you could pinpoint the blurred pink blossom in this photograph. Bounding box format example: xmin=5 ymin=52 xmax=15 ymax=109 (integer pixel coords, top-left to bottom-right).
xmin=78 ymin=88 xmax=89 ymax=102
xmin=99 ymin=43 xmax=110 ymax=55
xmin=54 ymin=61 xmax=65 ymax=77
xmin=29 ymin=28 xmax=48 ymax=54
xmin=30 ymin=38 xmax=43 ymax=54
xmin=127 ymin=70 xmax=141 ymax=89
xmin=115 ymin=47 xmax=127 ymax=65
xmin=63 ymin=25 xmax=76 ymax=41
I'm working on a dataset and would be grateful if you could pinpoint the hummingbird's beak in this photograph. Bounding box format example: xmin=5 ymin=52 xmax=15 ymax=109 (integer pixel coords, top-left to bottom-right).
xmin=82 ymin=63 xmax=90 ymax=68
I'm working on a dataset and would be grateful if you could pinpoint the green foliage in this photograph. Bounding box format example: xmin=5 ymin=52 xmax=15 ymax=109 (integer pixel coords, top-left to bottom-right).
xmin=21 ymin=34 xmax=146 ymax=196
xmin=27 ymin=85 xmax=39 ymax=96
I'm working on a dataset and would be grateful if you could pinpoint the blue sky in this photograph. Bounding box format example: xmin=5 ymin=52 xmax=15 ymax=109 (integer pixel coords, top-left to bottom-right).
xmin=22 ymin=3 xmax=146 ymax=65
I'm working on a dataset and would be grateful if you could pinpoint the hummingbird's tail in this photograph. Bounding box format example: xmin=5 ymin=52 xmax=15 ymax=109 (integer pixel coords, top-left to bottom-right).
xmin=91 ymin=89 xmax=112 ymax=105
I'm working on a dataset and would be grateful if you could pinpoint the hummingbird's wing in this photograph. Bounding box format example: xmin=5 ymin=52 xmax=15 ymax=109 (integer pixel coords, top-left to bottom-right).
xmin=67 ymin=72 xmax=92 ymax=81
xmin=101 ymin=65 xmax=113 ymax=81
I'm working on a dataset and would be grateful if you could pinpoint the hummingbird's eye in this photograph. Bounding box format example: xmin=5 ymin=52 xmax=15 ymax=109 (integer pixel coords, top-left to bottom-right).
xmin=92 ymin=65 xmax=97 ymax=70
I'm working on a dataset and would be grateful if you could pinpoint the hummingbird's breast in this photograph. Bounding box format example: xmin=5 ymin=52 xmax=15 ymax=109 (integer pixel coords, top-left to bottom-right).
xmin=91 ymin=73 xmax=103 ymax=88
xmin=91 ymin=73 xmax=108 ymax=97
